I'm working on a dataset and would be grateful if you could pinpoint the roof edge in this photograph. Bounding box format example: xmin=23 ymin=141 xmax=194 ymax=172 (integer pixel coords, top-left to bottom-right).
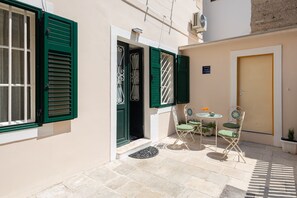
xmin=179 ymin=26 xmax=297 ymax=50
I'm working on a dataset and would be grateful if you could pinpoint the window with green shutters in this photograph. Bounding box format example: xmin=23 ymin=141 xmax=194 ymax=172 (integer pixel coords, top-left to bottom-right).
xmin=150 ymin=47 xmax=189 ymax=108
xmin=0 ymin=0 xmax=78 ymax=132
xmin=43 ymin=13 xmax=78 ymax=123
xmin=149 ymin=47 xmax=161 ymax=108
xmin=176 ymin=55 xmax=190 ymax=104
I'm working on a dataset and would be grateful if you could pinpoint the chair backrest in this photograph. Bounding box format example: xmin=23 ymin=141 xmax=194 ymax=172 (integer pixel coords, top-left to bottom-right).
xmin=229 ymin=106 xmax=243 ymax=122
xmin=237 ymin=111 xmax=245 ymax=139
xmin=184 ymin=104 xmax=195 ymax=123
xmin=172 ymin=107 xmax=179 ymax=127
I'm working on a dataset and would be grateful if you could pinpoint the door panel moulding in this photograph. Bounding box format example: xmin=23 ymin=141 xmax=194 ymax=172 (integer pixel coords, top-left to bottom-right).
xmin=231 ymin=45 xmax=282 ymax=147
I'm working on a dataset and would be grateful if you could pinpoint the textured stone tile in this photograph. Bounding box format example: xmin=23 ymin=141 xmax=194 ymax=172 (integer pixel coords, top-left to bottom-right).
xmin=206 ymin=172 xmax=230 ymax=187
xmin=223 ymin=164 xmax=252 ymax=180
xmin=227 ymin=178 xmax=249 ymax=191
xmin=219 ymin=185 xmax=246 ymax=198
xmin=185 ymin=177 xmax=222 ymax=197
xmin=95 ymin=185 xmax=123 ymax=198
xmin=235 ymin=161 xmax=256 ymax=173
xmin=271 ymin=156 xmax=296 ymax=167
xmin=33 ymin=135 xmax=297 ymax=198
xmin=244 ymin=150 xmax=264 ymax=161
xmin=36 ymin=183 xmax=74 ymax=198
xmin=265 ymin=145 xmax=282 ymax=152
xmin=205 ymin=153 xmax=237 ymax=168
xmin=158 ymin=149 xmax=190 ymax=162
xmin=177 ymin=188 xmax=213 ymax=198
xmin=111 ymin=162 xmax=136 ymax=175
xmin=154 ymin=167 xmax=192 ymax=186
xmin=115 ymin=181 xmax=145 ymax=197
xmin=105 ymin=175 xmax=131 ymax=190
xmin=126 ymin=169 xmax=153 ymax=184
xmin=134 ymin=188 xmax=165 ymax=198
xmin=122 ymin=155 xmax=166 ymax=172
xmin=184 ymin=156 xmax=224 ymax=173
xmin=63 ymin=174 xmax=100 ymax=197
xmin=85 ymin=167 xmax=118 ymax=185
xmin=242 ymin=156 xmax=258 ymax=166
xmin=63 ymin=174 xmax=97 ymax=190
xmin=181 ymin=164 xmax=212 ymax=180
xmin=104 ymin=160 xmax=123 ymax=170
xmin=140 ymin=174 xmax=184 ymax=197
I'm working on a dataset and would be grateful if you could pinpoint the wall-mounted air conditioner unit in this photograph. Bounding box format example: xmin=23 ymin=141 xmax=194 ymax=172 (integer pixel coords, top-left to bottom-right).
xmin=192 ymin=12 xmax=207 ymax=32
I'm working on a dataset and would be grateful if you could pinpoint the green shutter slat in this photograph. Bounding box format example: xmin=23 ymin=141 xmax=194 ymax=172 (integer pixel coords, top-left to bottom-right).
xmin=150 ymin=47 xmax=161 ymax=108
xmin=176 ymin=55 xmax=190 ymax=104
xmin=43 ymin=12 xmax=78 ymax=123
xmin=47 ymin=16 xmax=72 ymax=47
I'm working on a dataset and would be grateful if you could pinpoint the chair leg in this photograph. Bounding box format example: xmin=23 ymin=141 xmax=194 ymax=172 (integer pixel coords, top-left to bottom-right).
xmin=233 ymin=143 xmax=246 ymax=163
xmin=221 ymin=137 xmax=233 ymax=154
xmin=189 ymin=131 xmax=195 ymax=142
xmin=173 ymin=131 xmax=183 ymax=146
xmin=173 ymin=130 xmax=190 ymax=150
xmin=221 ymin=138 xmax=246 ymax=163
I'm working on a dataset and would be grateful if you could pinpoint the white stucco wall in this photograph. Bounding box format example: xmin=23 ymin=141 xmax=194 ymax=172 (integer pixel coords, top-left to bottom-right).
xmin=203 ymin=0 xmax=251 ymax=42
xmin=0 ymin=0 xmax=201 ymax=197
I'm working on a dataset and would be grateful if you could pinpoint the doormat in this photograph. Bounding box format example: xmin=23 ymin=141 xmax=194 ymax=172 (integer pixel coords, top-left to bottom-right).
xmin=129 ymin=146 xmax=159 ymax=159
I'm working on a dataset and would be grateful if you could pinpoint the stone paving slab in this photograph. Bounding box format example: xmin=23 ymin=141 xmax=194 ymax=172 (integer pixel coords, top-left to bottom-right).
xmin=33 ymin=134 xmax=297 ymax=198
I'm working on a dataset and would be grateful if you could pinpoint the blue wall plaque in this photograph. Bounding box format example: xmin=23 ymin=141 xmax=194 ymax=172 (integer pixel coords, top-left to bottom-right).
xmin=202 ymin=66 xmax=211 ymax=74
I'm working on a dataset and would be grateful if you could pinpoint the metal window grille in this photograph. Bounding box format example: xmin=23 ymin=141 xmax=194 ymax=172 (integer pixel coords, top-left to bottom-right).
xmin=160 ymin=52 xmax=174 ymax=105
xmin=117 ymin=45 xmax=125 ymax=105
xmin=0 ymin=4 xmax=35 ymax=126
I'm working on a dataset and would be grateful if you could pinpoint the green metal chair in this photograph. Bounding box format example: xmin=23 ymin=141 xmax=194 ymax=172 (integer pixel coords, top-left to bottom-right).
xmin=223 ymin=106 xmax=243 ymax=129
xmin=218 ymin=111 xmax=246 ymax=162
xmin=184 ymin=105 xmax=202 ymax=141
xmin=172 ymin=107 xmax=195 ymax=149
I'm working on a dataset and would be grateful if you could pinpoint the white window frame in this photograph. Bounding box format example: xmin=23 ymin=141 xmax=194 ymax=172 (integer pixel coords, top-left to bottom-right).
xmin=0 ymin=3 xmax=35 ymax=127
xmin=160 ymin=52 xmax=174 ymax=105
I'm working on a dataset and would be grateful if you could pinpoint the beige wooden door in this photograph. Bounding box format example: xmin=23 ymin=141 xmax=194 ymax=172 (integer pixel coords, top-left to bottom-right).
xmin=237 ymin=54 xmax=273 ymax=134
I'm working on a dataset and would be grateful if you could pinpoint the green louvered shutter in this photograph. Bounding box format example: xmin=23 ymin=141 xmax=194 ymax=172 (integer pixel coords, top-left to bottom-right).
xmin=150 ymin=47 xmax=161 ymax=108
xmin=177 ymin=55 xmax=190 ymax=104
xmin=43 ymin=12 xmax=78 ymax=123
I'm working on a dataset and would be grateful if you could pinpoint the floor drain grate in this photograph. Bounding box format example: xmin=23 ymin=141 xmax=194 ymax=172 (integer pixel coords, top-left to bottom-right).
xmin=128 ymin=146 xmax=159 ymax=159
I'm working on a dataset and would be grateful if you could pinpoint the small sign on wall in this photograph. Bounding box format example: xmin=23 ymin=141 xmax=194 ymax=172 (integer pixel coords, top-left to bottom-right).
xmin=202 ymin=66 xmax=211 ymax=74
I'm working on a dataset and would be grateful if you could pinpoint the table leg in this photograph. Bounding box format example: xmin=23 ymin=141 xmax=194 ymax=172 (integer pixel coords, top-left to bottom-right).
xmin=215 ymin=120 xmax=218 ymax=151
xmin=200 ymin=118 xmax=203 ymax=149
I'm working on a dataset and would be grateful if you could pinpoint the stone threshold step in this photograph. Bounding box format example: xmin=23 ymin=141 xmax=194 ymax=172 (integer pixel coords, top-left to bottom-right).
xmin=116 ymin=138 xmax=151 ymax=159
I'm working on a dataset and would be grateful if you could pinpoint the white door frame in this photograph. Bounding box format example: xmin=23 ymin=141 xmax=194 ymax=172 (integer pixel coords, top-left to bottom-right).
xmin=110 ymin=25 xmax=177 ymax=160
xmin=230 ymin=45 xmax=282 ymax=147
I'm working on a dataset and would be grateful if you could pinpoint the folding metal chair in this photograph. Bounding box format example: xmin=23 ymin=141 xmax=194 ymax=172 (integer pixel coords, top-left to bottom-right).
xmin=184 ymin=104 xmax=201 ymax=141
xmin=172 ymin=107 xmax=194 ymax=149
xmin=218 ymin=111 xmax=246 ymax=162
xmin=223 ymin=106 xmax=243 ymax=130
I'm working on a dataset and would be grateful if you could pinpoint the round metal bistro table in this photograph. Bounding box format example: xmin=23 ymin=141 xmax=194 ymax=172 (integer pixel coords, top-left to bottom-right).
xmin=196 ymin=112 xmax=223 ymax=150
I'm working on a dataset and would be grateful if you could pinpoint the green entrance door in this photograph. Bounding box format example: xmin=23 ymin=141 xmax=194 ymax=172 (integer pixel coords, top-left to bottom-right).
xmin=116 ymin=41 xmax=130 ymax=146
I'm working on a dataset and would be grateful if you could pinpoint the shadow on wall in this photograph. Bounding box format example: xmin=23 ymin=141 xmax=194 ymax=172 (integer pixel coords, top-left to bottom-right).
xmin=37 ymin=120 xmax=71 ymax=139
xmin=168 ymin=111 xmax=175 ymax=136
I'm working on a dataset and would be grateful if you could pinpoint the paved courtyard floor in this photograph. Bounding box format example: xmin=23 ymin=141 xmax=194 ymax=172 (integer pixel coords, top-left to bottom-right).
xmin=32 ymin=134 xmax=297 ymax=198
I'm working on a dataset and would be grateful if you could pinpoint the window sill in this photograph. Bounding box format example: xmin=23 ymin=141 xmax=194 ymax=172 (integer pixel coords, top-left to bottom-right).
xmin=0 ymin=123 xmax=39 ymax=145
xmin=157 ymin=106 xmax=173 ymax=114
xmin=0 ymin=123 xmax=39 ymax=133
xmin=0 ymin=125 xmax=38 ymax=145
